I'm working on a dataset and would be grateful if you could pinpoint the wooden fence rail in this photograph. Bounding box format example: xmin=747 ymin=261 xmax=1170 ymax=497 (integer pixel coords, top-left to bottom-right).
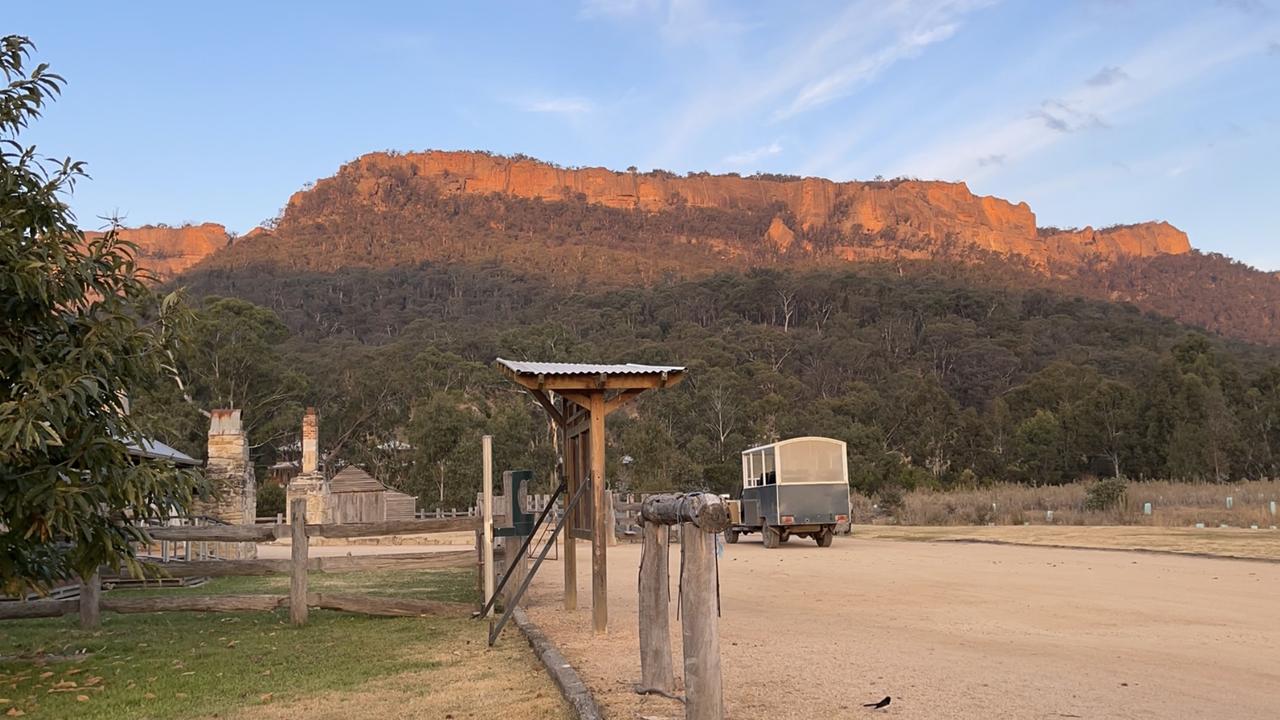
xmin=143 ymin=516 xmax=479 ymax=543
xmin=0 ymin=592 xmax=472 ymax=621
xmin=1 ymin=500 xmax=479 ymax=628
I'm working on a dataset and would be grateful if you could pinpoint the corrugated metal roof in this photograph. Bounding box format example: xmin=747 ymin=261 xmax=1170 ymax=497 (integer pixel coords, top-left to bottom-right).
xmin=329 ymin=466 xmax=389 ymax=493
xmin=496 ymin=359 xmax=685 ymax=376
xmin=126 ymin=438 xmax=201 ymax=466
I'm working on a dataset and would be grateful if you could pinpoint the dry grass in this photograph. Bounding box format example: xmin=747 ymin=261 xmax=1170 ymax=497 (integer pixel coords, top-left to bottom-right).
xmin=855 ymin=479 xmax=1280 ymax=528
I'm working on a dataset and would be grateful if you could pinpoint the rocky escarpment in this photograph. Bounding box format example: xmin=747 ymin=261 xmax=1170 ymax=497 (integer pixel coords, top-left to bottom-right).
xmin=85 ymin=223 xmax=232 ymax=281
xmin=284 ymin=150 xmax=1191 ymax=268
xmin=113 ymin=149 xmax=1280 ymax=344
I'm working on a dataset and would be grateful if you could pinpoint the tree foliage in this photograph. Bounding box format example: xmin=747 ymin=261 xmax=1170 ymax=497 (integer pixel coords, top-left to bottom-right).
xmin=155 ymin=251 xmax=1280 ymax=509
xmin=0 ymin=36 xmax=201 ymax=593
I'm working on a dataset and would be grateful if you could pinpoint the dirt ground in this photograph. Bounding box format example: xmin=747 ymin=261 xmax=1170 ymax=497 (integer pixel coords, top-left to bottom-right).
xmin=524 ymin=533 xmax=1280 ymax=719
xmin=858 ymin=524 xmax=1280 ymax=561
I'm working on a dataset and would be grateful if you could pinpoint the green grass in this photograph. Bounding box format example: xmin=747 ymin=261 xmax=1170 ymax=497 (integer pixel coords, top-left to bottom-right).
xmin=0 ymin=570 xmax=482 ymax=719
xmin=108 ymin=568 xmax=479 ymax=603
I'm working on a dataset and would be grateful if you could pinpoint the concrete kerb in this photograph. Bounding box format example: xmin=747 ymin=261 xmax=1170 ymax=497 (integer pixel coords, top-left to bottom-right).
xmin=512 ymin=607 xmax=604 ymax=720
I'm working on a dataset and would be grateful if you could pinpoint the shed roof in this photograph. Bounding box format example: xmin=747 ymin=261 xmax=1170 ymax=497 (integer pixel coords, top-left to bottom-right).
xmin=496 ymin=359 xmax=684 ymax=377
xmin=330 ymin=466 xmax=389 ymax=493
xmin=126 ymin=437 xmax=201 ymax=466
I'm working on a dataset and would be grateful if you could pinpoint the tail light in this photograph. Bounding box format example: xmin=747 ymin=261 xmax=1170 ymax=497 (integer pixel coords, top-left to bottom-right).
xmin=836 ymin=514 xmax=848 ymax=523
xmin=781 ymin=515 xmax=795 ymax=524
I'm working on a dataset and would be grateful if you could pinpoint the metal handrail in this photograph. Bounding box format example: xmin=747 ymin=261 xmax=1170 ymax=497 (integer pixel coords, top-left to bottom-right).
xmin=487 ymin=478 xmax=590 ymax=646
xmin=526 ymin=498 xmax=562 ymax=560
xmin=476 ymin=479 xmax=566 ymax=619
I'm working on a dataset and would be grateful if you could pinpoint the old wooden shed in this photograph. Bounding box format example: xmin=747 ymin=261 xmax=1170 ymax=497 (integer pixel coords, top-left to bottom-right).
xmin=328 ymin=466 xmax=417 ymax=523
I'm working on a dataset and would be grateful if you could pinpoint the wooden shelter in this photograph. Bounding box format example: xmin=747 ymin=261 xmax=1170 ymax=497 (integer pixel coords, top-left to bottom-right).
xmin=496 ymin=359 xmax=685 ymax=634
xmin=328 ymin=466 xmax=416 ymax=524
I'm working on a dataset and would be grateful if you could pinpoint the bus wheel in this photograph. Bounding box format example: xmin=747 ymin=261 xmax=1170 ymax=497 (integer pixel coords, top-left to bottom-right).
xmin=779 ymin=529 xmax=791 ymax=544
xmin=762 ymin=525 xmax=781 ymax=549
xmin=816 ymin=527 xmax=834 ymax=547
xmin=724 ymin=528 xmax=739 ymax=544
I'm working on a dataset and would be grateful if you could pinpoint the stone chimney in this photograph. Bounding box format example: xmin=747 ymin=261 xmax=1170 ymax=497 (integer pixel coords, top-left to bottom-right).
xmin=301 ymin=407 xmax=318 ymax=474
xmin=203 ymin=409 xmax=257 ymax=559
xmin=287 ymin=407 xmax=329 ymax=524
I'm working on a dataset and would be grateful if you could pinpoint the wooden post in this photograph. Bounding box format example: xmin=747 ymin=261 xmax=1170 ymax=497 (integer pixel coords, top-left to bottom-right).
xmin=605 ymin=491 xmax=618 ymax=546
xmin=507 ymin=534 xmax=528 ymax=609
xmin=590 ymin=391 xmax=607 ymax=634
xmin=563 ymin=424 xmax=577 ymax=611
xmin=638 ymin=523 xmax=674 ymax=694
xmin=290 ymin=498 xmax=308 ymax=626
xmin=482 ymin=435 xmax=495 ymax=617
xmin=78 ymin=570 xmax=101 ymax=629
xmin=681 ymin=523 xmax=723 ymax=720
xmin=640 ymin=493 xmax=730 ymax=532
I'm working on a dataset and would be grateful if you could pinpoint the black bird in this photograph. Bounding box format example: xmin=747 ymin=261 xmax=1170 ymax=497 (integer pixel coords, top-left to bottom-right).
xmin=863 ymin=696 xmax=891 ymax=710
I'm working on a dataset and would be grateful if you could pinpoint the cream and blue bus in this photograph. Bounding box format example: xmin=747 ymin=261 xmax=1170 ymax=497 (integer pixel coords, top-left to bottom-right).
xmin=726 ymin=437 xmax=851 ymax=548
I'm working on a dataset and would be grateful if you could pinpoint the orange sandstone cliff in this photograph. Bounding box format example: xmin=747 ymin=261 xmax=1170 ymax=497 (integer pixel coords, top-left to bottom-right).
xmin=283 ymin=150 xmax=1191 ymax=268
xmin=85 ymin=223 xmax=232 ymax=282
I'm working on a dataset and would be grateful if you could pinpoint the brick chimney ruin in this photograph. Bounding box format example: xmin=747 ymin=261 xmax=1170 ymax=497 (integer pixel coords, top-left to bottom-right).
xmin=287 ymin=407 xmax=329 ymax=524
xmin=301 ymin=405 xmax=319 ymax=474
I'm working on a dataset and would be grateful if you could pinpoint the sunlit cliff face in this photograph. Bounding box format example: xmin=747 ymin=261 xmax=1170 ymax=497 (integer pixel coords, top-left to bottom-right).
xmin=291 ymin=150 xmax=1190 ymax=268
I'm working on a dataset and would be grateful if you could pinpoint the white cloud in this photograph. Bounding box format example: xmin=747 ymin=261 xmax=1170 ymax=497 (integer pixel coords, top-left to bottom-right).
xmin=579 ymin=0 xmax=660 ymax=18
xmin=886 ymin=16 xmax=1273 ymax=183
xmin=650 ymin=0 xmax=994 ymax=166
xmin=777 ymin=19 xmax=962 ymax=120
xmin=581 ymin=0 xmax=751 ymax=43
xmin=723 ymin=141 xmax=783 ymax=166
xmin=521 ymin=97 xmax=596 ymax=115
xmin=1086 ymin=65 xmax=1129 ymax=87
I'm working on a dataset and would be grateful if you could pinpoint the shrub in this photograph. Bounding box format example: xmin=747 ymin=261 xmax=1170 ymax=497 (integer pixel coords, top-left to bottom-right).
xmin=258 ymin=482 xmax=286 ymax=518
xmin=1085 ymin=477 xmax=1128 ymax=512
xmin=875 ymin=484 xmax=906 ymax=518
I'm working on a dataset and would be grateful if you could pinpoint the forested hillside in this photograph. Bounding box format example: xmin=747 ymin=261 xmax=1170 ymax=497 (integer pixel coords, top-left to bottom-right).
xmin=192 ymin=151 xmax=1280 ymax=345
xmin=123 ymin=150 xmax=1280 ymax=507
xmin=142 ymin=261 xmax=1280 ymax=508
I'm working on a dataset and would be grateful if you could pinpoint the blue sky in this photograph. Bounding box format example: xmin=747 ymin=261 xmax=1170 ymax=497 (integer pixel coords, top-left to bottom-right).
xmin=11 ymin=0 xmax=1280 ymax=269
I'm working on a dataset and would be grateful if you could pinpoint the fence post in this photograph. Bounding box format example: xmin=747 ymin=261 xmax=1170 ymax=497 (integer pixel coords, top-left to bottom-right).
xmin=681 ymin=522 xmax=723 ymax=720
xmin=290 ymin=498 xmax=309 ymax=626
xmin=605 ymin=491 xmax=618 ymax=547
xmin=482 ymin=435 xmax=495 ymax=617
xmin=638 ymin=522 xmax=674 ymax=695
xmin=79 ymin=569 xmax=101 ymax=629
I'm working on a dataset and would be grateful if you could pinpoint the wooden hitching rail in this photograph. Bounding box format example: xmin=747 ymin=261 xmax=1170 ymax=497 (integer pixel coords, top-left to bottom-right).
xmin=0 ymin=501 xmax=480 ymax=627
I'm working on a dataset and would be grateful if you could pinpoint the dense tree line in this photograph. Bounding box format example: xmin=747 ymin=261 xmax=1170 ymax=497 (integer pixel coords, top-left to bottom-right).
xmin=140 ymin=264 xmax=1280 ymax=508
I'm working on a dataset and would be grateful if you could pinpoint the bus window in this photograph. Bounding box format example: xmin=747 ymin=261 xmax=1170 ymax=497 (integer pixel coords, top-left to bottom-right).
xmin=778 ymin=440 xmax=845 ymax=484
xmin=763 ymin=448 xmax=775 ymax=485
